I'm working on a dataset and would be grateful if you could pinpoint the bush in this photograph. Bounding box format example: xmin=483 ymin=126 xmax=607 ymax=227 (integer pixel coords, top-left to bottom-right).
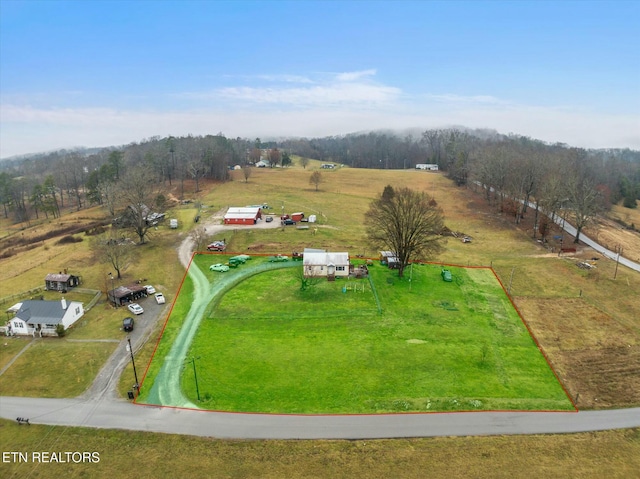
xmin=55 ymin=324 xmax=66 ymax=337
xmin=57 ymin=235 xmax=83 ymax=245
xmin=85 ymin=225 xmax=106 ymax=236
xmin=623 ymin=195 xmax=637 ymax=209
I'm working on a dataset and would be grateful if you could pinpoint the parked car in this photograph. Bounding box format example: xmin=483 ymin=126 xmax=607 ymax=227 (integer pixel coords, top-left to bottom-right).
xmin=145 ymin=285 xmax=156 ymax=295
xmin=207 ymin=241 xmax=226 ymax=251
xmin=123 ymin=317 xmax=134 ymax=332
xmin=127 ymin=303 xmax=144 ymax=315
xmin=268 ymin=254 xmax=289 ymax=262
xmin=209 ymin=263 xmax=230 ymax=272
xmin=170 ymin=219 xmax=178 ymax=229
xmin=441 ymin=269 xmax=453 ymax=282
xmin=155 ymin=292 xmax=165 ymax=304
xmin=265 ymin=216 xmax=273 ymax=222
xmin=282 ymin=219 xmax=296 ymax=225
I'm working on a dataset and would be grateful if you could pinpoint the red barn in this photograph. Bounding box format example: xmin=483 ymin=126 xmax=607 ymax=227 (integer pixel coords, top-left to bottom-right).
xmin=223 ymin=207 xmax=262 ymax=225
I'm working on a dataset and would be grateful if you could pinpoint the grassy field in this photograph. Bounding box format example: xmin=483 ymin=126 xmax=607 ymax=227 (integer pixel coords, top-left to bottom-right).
xmin=1 ymin=163 xmax=639 ymax=474
xmin=0 ymin=339 xmax=116 ymax=397
xmin=1 ymin=419 xmax=638 ymax=479
xmin=162 ymin=257 xmax=573 ymax=413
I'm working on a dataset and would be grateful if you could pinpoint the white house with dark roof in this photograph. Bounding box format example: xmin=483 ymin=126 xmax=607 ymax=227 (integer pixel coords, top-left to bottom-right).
xmin=302 ymin=249 xmax=350 ymax=280
xmin=6 ymin=298 xmax=84 ymax=337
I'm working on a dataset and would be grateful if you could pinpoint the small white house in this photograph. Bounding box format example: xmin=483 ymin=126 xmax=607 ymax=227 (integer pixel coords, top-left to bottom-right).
xmin=303 ymin=249 xmax=350 ymax=280
xmin=6 ymin=298 xmax=84 ymax=337
xmin=415 ymin=163 xmax=439 ymax=171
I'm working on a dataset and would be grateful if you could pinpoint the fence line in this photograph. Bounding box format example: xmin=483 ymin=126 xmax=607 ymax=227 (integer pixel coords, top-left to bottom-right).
xmin=367 ymin=276 xmax=383 ymax=314
xmin=0 ymin=286 xmax=102 ymax=311
xmin=0 ymin=287 xmax=44 ymax=307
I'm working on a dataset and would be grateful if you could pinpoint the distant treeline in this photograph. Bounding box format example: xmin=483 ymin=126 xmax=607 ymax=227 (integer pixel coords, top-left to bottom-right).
xmin=1 ymin=129 xmax=639 ymax=232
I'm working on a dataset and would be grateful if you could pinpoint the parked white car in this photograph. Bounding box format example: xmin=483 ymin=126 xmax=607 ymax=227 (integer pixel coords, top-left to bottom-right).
xmin=145 ymin=285 xmax=156 ymax=295
xmin=155 ymin=293 xmax=166 ymax=304
xmin=127 ymin=303 xmax=144 ymax=315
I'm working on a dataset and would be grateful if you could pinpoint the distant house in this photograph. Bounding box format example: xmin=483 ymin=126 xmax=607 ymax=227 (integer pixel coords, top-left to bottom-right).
xmin=415 ymin=164 xmax=439 ymax=171
xmin=303 ymin=249 xmax=350 ymax=280
xmin=44 ymin=273 xmax=80 ymax=292
xmin=6 ymin=298 xmax=84 ymax=337
xmin=224 ymin=207 xmax=262 ymax=225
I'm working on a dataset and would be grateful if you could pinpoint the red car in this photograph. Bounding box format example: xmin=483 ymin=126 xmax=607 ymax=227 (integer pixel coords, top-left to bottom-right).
xmin=207 ymin=241 xmax=226 ymax=251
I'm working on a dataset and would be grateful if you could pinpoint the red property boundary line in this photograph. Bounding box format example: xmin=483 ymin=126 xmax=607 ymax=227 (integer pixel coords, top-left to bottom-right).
xmin=488 ymin=265 xmax=579 ymax=412
xmin=135 ymin=252 xmax=196 ymax=401
xmin=135 ymin=255 xmax=578 ymax=414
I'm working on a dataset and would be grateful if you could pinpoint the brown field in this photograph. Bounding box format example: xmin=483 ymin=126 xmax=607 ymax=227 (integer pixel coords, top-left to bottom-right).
xmin=0 ymin=420 xmax=638 ymax=479
xmin=586 ymin=212 xmax=640 ymax=264
xmin=1 ymin=163 xmax=639 ymax=475
xmin=516 ymin=298 xmax=640 ymax=408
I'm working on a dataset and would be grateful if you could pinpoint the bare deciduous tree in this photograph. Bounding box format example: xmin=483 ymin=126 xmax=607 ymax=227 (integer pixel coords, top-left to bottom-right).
xmin=568 ymin=176 xmax=601 ymax=243
xmin=115 ymin=167 xmax=166 ymax=244
xmin=269 ymin=148 xmax=281 ymax=167
xmin=365 ymin=186 xmax=445 ymax=277
xmin=189 ymin=226 xmax=208 ymax=252
xmin=310 ymin=171 xmax=322 ymax=191
xmin=242 ymin=165 xmax=252 ymax=183
xmin=91 ymin=228 xmax=134 ymax=279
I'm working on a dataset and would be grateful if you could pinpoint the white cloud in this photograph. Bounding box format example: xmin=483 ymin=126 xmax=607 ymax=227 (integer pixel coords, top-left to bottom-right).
xmin=215 ymin=82 xmax=401 ymax=106
xmin=179 ymin=69 xmax=398 ymax=107
xmin=2 ymin=69 xmax=639 ymax=157
xmin=335 ymin=69 xmax=377 ymax=82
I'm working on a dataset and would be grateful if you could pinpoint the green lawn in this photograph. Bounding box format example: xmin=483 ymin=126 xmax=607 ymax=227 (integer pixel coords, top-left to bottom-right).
xmin=0 ymin=339 xmax=117 ymax=397
xmin=175 ymin=261 xmax=573 ymax=413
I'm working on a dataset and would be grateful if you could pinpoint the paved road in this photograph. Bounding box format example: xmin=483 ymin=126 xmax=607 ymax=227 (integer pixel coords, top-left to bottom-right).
xmin=475 ymin=181 xmax=640 ymax=273
xmin=550 ymin=213 xmax=640 ymax=272
xmin=1 ymin=209 xmax=638 ymax=439
xmin=1 ymin=396 xmax=639 ymax=439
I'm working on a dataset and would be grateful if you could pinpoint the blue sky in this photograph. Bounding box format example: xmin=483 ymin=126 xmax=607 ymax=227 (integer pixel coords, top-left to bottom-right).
xmin=1 ymin=0 xmax=639 ymax=158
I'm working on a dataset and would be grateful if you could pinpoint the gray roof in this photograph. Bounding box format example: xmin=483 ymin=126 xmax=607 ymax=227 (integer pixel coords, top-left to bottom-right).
xmin=45 ymin=273 xmax=75 ymax=282
xmin=15 ymin=300 xmax=72 ymax=325
xmin=303 ymin=251 xmax=349 ymax=266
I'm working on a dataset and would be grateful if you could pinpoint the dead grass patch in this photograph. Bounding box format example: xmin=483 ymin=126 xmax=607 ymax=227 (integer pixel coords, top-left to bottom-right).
xmin=0 ymin=339 xmax=117 ymax=397
xmin=515 ymin=297 xmax=640 ymax=408
xmin=1 ymin=420 xmax=638 ymax=479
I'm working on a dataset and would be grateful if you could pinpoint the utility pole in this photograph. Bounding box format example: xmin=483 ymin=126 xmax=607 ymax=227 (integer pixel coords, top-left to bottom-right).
xmin=614 ymin=245 xmax=622 ymax=280
xmin=108 ymin=272 xmax=115 ymax=306
xmin=189 ymin=357 xmax=200 ymax=401
xmin=127 ymin=337 xmax=139 ymax=394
